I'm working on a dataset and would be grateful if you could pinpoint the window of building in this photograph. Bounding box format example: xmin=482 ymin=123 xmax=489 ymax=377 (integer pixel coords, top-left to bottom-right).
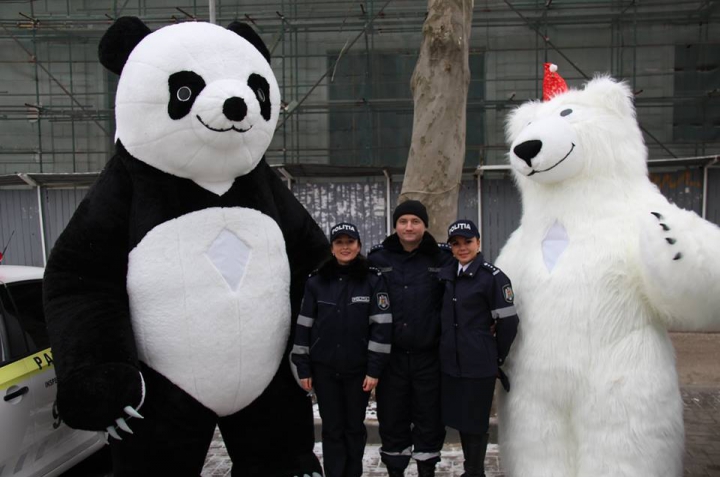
xmin=328 ymin=51 xmax=485 ymax=167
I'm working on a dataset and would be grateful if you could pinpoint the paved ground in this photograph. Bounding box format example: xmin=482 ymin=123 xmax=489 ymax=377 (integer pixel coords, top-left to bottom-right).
xmin=200 ymin=386 xmax=720 ymax=477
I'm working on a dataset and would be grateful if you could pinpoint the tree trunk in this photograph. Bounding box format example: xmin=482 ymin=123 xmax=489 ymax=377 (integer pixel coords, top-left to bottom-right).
xmin=399 ymin=0 xmax=473 ymax=240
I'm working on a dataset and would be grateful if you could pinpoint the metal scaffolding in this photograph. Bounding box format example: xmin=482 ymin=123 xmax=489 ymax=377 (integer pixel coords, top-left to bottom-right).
xmin=0 ymin=0 xmax=717 ymax=173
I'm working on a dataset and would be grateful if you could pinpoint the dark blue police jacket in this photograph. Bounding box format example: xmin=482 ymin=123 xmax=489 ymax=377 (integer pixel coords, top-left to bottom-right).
xmin=369 ymin=232 xmax=454 ymax=353
xmin=438 ymin=255 xmax=519 ymax=380
xmin=291 ymin=256 xmax=392 ymax=379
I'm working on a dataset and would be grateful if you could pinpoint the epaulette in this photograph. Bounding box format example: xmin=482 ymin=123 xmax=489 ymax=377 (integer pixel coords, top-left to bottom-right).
xmin=308 ymin=269 xmax=320 ymax=277
xmin=438 ymin=243 xmax=452 ymax=251
xmin=369 ymin=265 xmax=382 ymax=276
xmin=481 ymin=261 xmax=501 ymax=276
xmin=369 ymin=243 xmax=384 ymax=254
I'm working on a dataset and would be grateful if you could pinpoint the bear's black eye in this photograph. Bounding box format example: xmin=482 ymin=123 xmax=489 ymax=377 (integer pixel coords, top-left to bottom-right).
xmin=168 ymin=71 xmax=206 ymax=120
xmin=248 ymin=73 xmax=271 ymax=121
xmin=177 ymin=86 xmax=192 ymax=102
xmin=560 ymin=108 xmax=573 ymax=117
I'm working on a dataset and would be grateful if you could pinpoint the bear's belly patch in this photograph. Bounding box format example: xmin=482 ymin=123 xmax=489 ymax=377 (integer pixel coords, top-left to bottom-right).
xmin=127 ymin=207 xmax=290 ymax=416
xmin=541 ymin=221 xmax=569 ymax=272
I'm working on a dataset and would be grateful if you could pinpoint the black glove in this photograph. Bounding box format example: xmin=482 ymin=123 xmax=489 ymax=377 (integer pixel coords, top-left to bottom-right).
xmin=497 ymin=368 xmax=510 ymax=392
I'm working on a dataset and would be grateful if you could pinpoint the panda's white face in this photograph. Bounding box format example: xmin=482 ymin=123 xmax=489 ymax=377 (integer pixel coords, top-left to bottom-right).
xmin=114 ymin=22 xmax=280 ymax=195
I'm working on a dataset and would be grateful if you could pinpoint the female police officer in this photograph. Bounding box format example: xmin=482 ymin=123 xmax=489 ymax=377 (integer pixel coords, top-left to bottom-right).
xmin=438 ymin=219 xmax=519 ymax=477
xmin=291 ymin=222 xmax=392 ymax=477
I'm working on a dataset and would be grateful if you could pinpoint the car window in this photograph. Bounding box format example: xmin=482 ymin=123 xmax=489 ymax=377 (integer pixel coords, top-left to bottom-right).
xmin=0 ymin=280 xmax=49 ymax=365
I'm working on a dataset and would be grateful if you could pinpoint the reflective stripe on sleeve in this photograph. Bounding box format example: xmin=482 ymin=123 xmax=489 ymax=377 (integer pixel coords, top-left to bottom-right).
xmin=369 ymin=313 xmax=392 ymax=324
xmin=292 ymin=344 xmax=310 ymax=355
xmin=368 ymin=341 xmax=391 ymax=353
xmin=492 ymin=305 xmax=517 ymax=319
xmin=297 ymin=315 xmax=314 ymax=327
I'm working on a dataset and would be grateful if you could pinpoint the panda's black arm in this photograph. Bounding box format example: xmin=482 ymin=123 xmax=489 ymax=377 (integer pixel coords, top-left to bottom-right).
xmin=43 ymin=155 xmax=143 ymax=431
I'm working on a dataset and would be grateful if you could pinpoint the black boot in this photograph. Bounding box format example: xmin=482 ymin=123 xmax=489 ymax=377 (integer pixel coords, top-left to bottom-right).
xmin=386 ymin=468 xmax=405 ymax=477
xmin=460 ymin=432 xmax=489 ymax=477
xmin=416 ymin=460 xmax=436 ymax=477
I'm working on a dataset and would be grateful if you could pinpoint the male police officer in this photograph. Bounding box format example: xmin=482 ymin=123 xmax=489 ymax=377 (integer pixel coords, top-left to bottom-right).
xmin=368 ymin=200 xmax=453 ymax=477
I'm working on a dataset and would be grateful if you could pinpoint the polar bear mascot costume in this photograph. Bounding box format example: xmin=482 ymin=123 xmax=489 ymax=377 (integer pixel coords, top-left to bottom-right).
xmin=495 ymin=63 xmax=720 ymax=477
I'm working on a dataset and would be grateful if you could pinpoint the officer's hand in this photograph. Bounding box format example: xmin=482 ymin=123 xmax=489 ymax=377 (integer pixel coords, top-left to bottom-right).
xmin=491 ymin=321 xmax=497 ymax=336
xmin=362 ymin=376 xmax=378 ymax=392
xmin=300 ymin=378 xmax=313 ymax=392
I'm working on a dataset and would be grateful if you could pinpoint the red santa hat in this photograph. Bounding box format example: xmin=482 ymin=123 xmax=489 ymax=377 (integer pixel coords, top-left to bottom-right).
xmin=543 ymin=63 xmax=568 ymax=101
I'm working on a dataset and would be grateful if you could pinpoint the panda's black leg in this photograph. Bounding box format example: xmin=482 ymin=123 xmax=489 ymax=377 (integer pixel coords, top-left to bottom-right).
xmin=219 ymin=364 xmax=323 ymax=477
xmin=110 ymin=364 xmax=217 ymax=477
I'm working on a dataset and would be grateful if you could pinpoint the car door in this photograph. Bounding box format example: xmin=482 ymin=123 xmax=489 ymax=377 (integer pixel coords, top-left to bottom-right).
xmin=0 ymin=280 xmax=41 ymax=476
xmin=1 ymin=279 xmax=105 ymax=477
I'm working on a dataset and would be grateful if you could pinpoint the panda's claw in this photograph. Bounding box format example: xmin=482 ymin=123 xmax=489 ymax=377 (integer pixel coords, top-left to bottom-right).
xmin=107 ymin=426 xmax=122 ymax=440
xmin=651 ymin=211 xmax=664 ymax=220
xmin=124 ymin=405 xmax=144 ymax=419
xmin=665 ymin=237 xmax=676 ymax=245
xmin=659 ymin=223 xmax=670 ymax=231
xmin=673 ymin=252 xmax=682 ymax=260
xmin=116 ymin=417 xmax=133 ymax=434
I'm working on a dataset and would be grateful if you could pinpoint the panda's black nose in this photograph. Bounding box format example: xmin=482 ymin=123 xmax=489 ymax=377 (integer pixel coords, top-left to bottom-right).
xmin=513 ymin=140 xmax=542 ymax=168
xmin=223 ymin=97 xmax=247 ymax=122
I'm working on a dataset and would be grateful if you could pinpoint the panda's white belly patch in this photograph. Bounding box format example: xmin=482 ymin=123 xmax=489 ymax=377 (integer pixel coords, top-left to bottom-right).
xmin=127 ymin=207 xmax=290 ymax=417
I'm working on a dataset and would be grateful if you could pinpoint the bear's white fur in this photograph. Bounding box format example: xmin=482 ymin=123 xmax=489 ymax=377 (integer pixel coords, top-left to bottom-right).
xmin=496 ymin=76 xmax=720 ymax=477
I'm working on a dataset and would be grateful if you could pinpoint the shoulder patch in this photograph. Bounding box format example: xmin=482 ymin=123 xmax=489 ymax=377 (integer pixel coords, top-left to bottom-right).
xmin=438 ymin=243 xmax=451 ymax=251
xmin=369 ymin=266 xmax=382 ymax=276
xmin=308 ymin=269 xmax=319 ymax=277
xmin=376 ymin=292 xmax=390 ymax=310
xmin=502 ymin=284 xmax=514 ymax=303
xmin=370 ymin=243 xmax=384 ymax=254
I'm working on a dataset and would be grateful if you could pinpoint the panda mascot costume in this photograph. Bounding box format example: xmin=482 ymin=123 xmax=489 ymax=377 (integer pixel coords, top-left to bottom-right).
xmin=43 ymin=17 xmax=328 ymax=477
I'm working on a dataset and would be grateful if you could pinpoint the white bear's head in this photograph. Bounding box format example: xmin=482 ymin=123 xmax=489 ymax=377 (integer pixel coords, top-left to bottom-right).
xmin=505 ymin=77 xmax=648 ymax=189
xmin=99 ymin=18 xmax=280 ymax=195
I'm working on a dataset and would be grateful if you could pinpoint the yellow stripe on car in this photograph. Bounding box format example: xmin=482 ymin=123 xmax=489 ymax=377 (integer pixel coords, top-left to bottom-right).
xmin=0 ymin=348 xmax=54 ymax=391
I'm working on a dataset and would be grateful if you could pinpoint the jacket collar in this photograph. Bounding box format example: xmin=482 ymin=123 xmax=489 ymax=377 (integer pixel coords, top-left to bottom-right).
xmin=317 ymin=255 xmax=370 ymax=279
xmin=439 ymin=253 xmax=485 ymax=281
xmin=382 ymin=231 xmax=440 ymax=255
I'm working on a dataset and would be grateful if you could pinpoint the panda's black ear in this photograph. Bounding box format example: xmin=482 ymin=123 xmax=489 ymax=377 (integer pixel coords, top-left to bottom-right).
xmin=227 ymin=22 xmax=271 ymax=64
xmin=98 ymin=16 xmax=151 ymax=75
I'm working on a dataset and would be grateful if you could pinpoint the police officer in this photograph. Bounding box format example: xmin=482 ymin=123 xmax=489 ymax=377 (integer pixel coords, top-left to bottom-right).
xmin=291 ymin=222 xmax=392 ymax=477
xmin=438 ymin=219 xmax=519 ymax=477
xmin=368 ymin=200 xmax=454 ymax=477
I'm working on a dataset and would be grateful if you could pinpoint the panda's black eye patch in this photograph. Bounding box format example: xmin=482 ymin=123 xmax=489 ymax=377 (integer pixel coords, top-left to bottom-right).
xmin=248 ymin=73 xmax=271 ymax=121
xmin=168 ymin=71 xmax=206 ymax=120
xmin=560 ymin=108 xmax=573 ymax=117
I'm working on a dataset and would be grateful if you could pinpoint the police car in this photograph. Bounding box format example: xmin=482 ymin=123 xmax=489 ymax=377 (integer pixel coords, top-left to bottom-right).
xmin=1 ymin=265 xmax=106 ymax=476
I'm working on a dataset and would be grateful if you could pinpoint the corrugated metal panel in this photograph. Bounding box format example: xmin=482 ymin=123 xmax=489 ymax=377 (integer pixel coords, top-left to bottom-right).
xmin=42 ymin=188 xmax=89 ymax=257
xmin=0 ymin=189 xmax=44 ymax=267
xmin=481 ymin=176 xmax=521 ymax=263
xmin=706 ymin=168 xmax=720 ymax=226
xmin=292 ymin=180 xmax=389 ymax=255
xmin=298 ymin=178 xmax=482 ymax=249
xmin=457 ymin=180 xmax=479 ymax=222
xmin=649 ymin=168 xmax=704 ymax=214
xmin=3 ymin=169 xmax=716 ymax=268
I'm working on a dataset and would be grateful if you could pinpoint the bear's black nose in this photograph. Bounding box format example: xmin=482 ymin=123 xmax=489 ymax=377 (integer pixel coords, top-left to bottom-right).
xmin=223 ymin=97 xmax=247 ymax=122
xmin=514 ymin=140 xmax=542 ymax=168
